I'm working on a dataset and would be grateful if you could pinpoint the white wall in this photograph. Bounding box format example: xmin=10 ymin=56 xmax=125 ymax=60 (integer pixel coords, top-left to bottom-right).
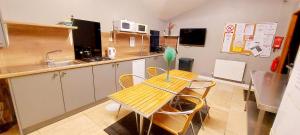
xmin=271 ymin=47 xmax=300 ymax=135
xmin=0 ymin=0 xmax=165 ymax=32
xmin=171 ymin=0 xmax=299 ymax=83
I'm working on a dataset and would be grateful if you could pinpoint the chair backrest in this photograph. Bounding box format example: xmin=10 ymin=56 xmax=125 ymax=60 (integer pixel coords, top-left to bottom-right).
xmin=157 ymin=95 xmax=204 ymax=134
xmin=119 ymin=74 xmax=145 ymax=89
xmin=189 ymin=80 xmax=216 ymax=99
xmin=201 ymin=81 xmax=216 ymax=99
xmin=146 ymin=67 xmax=166 ymax=78
xmin=181 ymin=96 xmax=205 ymax=134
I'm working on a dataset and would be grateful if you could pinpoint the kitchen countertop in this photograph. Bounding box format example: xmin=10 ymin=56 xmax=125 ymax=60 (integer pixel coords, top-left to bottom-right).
xmin=250 ymin=70 xmax=288 ymax=113
xmin=0 ymin=53 xmax=163 ymax=79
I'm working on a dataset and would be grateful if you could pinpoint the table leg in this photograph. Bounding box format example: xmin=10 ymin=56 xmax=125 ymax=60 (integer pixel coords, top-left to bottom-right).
xmin=254 ymin=110 xmax=265 ymax=135
xmin=244 ymin=79 xmax=252 ymax=111
xmin=147 ymin=115 xmax=153 ymax=135
xmin=139 ymin=114 xmax=144 ymax=135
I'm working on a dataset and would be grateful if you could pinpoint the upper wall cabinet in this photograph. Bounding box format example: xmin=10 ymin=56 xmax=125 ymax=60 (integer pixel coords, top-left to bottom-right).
xmin=0 ymin=11 xmax=8 ymax=48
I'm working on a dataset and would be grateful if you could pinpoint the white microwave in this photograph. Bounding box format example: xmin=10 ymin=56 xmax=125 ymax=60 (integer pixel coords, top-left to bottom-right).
xmin=113 ymin=20 xmax=135 ymax=32
xmin=136 ymin=23 xmax=148 ymax=34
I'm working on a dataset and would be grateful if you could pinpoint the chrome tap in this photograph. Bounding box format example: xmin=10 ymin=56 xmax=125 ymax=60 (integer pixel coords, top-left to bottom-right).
xmin=45 ymin=50 xmax=62 ymax=64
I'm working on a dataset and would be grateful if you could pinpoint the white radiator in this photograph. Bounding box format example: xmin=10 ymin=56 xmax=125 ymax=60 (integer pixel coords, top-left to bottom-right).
xmin=213 ymin=59 xmax=246 ymax=82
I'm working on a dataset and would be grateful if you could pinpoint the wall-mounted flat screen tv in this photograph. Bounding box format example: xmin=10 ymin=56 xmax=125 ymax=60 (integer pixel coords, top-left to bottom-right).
xmin=179 ymin=28 xmax=206 ymax=46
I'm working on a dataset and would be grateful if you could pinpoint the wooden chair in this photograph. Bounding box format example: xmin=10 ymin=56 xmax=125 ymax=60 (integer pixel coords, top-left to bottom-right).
xmin=117 ymin=74 xmax=146 ymax=130
xmin=179 ymin=79 xmax=216 ymax=129
xmin=146 ymin=67 xmax=166 ymax=78
xmin=147 ymin=95 xmax=204 ymax=135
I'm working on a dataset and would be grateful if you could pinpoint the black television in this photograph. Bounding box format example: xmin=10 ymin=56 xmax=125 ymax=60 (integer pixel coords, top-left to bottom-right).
xmin=179 ymin=28 xmax=206 ymax=46
xmin=72 ymin=19 xmax=102 ymax=58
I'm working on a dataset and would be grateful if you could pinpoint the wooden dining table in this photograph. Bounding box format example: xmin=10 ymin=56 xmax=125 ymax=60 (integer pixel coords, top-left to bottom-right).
xmin=109 ymin=70 xmax=197 ymax=135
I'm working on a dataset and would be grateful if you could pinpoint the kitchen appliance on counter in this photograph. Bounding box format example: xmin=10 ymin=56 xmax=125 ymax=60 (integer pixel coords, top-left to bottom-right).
xmin=136 ymin=23 xmax=148 ymax=34
xmin=106 ymin=47 xmax=116 ymax=59
xmin=72 ymin=18 xmax=106 ymax=62
xmin=113 ymin=19 xmax=136 ymax=32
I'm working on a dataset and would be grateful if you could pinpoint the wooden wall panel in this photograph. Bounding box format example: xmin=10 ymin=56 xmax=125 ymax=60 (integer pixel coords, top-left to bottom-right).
xmin=0 ymin=25 xmax=74 ymax=67
xmin=111 ymin=33 xmax=150 ymax=57
xmin=0 ymin=23 xmax=151 ymax=68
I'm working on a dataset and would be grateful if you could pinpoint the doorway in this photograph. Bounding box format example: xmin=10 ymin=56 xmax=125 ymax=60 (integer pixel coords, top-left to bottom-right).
xmin=278 ymin=10 xmax=300 ymax=74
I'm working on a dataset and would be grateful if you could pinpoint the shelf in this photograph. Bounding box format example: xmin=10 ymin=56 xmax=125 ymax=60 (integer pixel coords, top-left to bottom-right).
xmin=113 ymin=30 xmax=149 ymax=36
xmin=163 ymin=35 xmax=179 ymax=38
xmin=4 ymin=20 xmax=77 ymax=30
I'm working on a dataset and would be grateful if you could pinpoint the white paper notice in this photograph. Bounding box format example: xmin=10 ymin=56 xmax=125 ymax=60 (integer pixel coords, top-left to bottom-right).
xmin=255 ymin=24 xmax=266 ymax=36
xmin=235 ymin=23 xmax=246 ymax=35
xmin=245 ymin=40 xmax=253 ymax=51
xmin=264 ymin=23 xmax=277 ymax=35
xmin=222 ymin=33 xmax=233 ymax=52
xmin=260 ymin=35 xmax=274 ymax=57
xmin=245 ymin=24 xmax=255 ymax=35
xmin=250 ymin=42 xmax=263 ymax=56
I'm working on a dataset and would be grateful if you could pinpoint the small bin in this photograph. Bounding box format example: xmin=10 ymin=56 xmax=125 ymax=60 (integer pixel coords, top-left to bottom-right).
xmin=179 ymin=58 xmax=194 ymax=72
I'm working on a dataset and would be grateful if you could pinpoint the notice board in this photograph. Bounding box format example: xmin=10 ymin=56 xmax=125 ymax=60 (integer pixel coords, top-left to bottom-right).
xmin=221 ymin=23 xmax=277 ymax=57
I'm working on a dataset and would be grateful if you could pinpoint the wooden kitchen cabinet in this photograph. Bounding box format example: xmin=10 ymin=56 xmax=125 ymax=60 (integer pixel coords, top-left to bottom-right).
xmin=60 ymin=67 xmax=95 ymax=112
xmin=93 ymin=63 xmax=117 ymax=101
xmin=115 ymin=61 xmax=133 ymax=91
xmin=9 ymin=72 xmax=65 ymax=129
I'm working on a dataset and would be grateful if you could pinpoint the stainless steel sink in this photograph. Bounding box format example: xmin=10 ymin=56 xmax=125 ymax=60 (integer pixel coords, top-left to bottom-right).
xmin=47 ymin=60 xmax=82 ymax=67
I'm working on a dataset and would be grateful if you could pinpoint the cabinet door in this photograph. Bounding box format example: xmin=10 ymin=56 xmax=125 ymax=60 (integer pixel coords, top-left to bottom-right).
xmin=10 ymin=72 xmax=65 ymax=129
xmin=116 ymin=61 xmax=133 ymax=91
xmin=93 ymin=63 xmax=116 ymax=100
xmin=60 ymin=67 xmax=95 ymax=112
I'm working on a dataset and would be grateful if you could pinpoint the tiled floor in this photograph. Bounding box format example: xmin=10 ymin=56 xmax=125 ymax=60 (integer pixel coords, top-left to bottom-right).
xmin=1 ymin=82 xmax=248 ymax=135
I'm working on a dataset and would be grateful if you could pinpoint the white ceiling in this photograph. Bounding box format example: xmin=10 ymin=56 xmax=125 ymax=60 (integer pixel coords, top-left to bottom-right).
xmin=141 ymin=0 xmax=207 ymax=21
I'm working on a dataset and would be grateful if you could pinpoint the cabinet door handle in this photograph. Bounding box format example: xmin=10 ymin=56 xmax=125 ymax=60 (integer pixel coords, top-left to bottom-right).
xmin=112 ymin=63 xmax=115 ymax=67
xmin=116 ymin=63 xmax=119 ymax=67
xmin=60 ymin=72 xmax=67 ymax=78
xmin=52 ymin=73 xmax=58 ymax=79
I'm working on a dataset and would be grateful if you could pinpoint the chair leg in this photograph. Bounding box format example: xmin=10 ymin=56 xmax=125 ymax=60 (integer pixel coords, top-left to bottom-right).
xmin=199 ymin=111 xmax=205 ymax=130
xmin=178 ymin=102 xmax=183 ymax=111
xmin=135 ymin=113 xmax=139 ymax=132
xmin=116 ymin=105 xmax=122 ymax=119
xmin=190 ymin=122 xmax=196 ymax=135
xmin=204 ymin=98 xmax=210 ymax=118
xmin=147 ymin=115 xmax=153 ymax=135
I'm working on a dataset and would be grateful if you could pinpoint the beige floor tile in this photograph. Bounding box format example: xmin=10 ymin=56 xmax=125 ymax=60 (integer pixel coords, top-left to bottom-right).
xmin=83 ymin=100 xmax=131 ymax=127
xmin=38 ymin=114 xmax=103 ymax=135
xmin=27 ymin=131 xmax=41 ymax=135
xmin=226 ymin=110 xmax=247 ymax=135
xmin=203 ymin=107 xmax=229 ymax=134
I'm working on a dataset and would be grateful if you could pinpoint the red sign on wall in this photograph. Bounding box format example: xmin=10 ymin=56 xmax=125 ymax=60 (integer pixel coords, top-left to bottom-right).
xmin=273 ymin=36 xmax=284 ymax=49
